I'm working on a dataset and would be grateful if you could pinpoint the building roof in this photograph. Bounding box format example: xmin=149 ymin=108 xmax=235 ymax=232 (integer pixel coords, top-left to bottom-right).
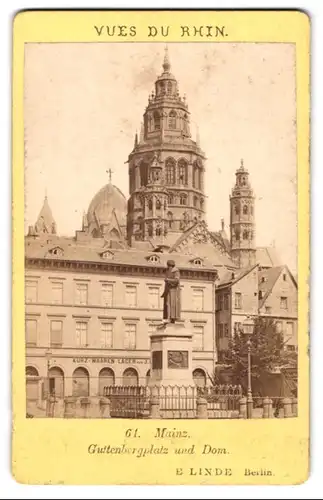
xmin=258 ymin=265 xmax=298 ymax=308
xmin=87 ymin=182 xmax=127 ymax=228
xmin=25 ymin=235 xmax=220 ymax=273
xmin=34 ymin=196 xmax=56 ymax=234
xmin=217 ymin=263 xmax=258 ymax=289
xmin=256 ymin=246 xmax=281 ymax=268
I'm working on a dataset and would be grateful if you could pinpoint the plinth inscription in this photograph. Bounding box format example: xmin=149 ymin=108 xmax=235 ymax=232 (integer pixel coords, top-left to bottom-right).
xmin=152 ymin=351 xmax=163 ymax=369
xmin=167 ymin=350 xmax=189 ymax=369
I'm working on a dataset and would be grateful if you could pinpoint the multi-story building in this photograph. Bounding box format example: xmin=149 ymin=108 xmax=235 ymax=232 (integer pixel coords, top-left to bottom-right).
xmin=25 ymin=47 xmax=297 ymax=402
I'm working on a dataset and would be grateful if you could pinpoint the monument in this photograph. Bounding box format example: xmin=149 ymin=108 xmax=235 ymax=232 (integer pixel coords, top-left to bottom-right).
xmin=149 ymin=260 xmax=194 ymax=387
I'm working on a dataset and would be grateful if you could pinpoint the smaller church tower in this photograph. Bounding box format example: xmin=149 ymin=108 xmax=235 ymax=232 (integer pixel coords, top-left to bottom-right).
xmin=28 ymin=194 xmax=57 ymax=237
xmin=230 ymin=160 xmax=256 ymax=268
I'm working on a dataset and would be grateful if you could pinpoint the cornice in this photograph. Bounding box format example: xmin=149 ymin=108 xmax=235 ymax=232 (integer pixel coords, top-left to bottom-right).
xmin=25 ymin=257 xmax=218 ymax=282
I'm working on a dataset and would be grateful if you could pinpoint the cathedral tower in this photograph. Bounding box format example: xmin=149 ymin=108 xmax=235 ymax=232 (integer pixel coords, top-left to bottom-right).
xmin=127 ymin=47 xmax=206 ymax=244
xmin=230 ymin=160 xmax=256 ymax=268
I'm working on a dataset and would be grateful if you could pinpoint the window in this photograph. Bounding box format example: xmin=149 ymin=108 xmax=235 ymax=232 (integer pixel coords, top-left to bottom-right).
xmin=224 ymin=294 xmax=229 ymax=310
xmin=154 ymin=111 xmax=160 ymax=130
xmin=178 ymin=160 xmax=188 ymax=185
xmin=75 ymin=321 xmax=88 ymax=347
xmin=156 ymin=199 xmax=161 ymax=210
xmin=261 ymin=277 xmax=266 ymax=283
xmin=168 ymin=212 xmax=173 ymax=228
xmin=148 ymin=255 xmax=160 ymax=264
xmin=124 ymin=324 xmax=136 ymax=349
xmin=168 ymin=194 xmax=174 ymax=204
xmin=26 ymin=319 xmax=37 ymax=346
xmin=235 ymin=228 xmax=240 ymax=240
xmin=194 ymin=196 xmax=198 ymax=208
xmin=51 ymin=281 xmax=63 ymax=304
xmin=167 ymin=82 xmax=172 ymax=95
xmin=101 ymin=283 xmax=113 ymax=307
xmin=165 ymin=159 xmax=176 ymax=185
xmin=218 ymin=324 xmax=224 ymax=339
xmin=50 ymin=320 xmax=63 ymax=346
xmin=193 ymin=258 xmax=203 ymax=267
xmin=276 ymin=321 xmax=283 ymax=334
xmin=224 ymin=324 xmax=229 ymax=337
xmin=258 ymin=291 xmax=263 ymax=300
xmin=243 ymin=205 xmax=248 ymax=215
xmin=75 ymin=282 xmax=88 ymax=305
xmin=234 ymin=292 xmax=242 ymax=309
xmin=25 ymin=280 xmax=37 ymax=303
xmin=148 ymin=224 xmax=153 ymax=237
xmin=193 ymin=163 xmax=198 ymax=188
xmin=243 ymin=230 xmax=248 ymax=240
xmin=148 ymin=286 xmax=160 ymax=309
xmin=234 ymin=204 xmax=240 ymax=215
xmin=100 ymin=323 xmax=113 ymax=348
xmin=234 ymin=322 xmax=242 ymax=334
xmin=168 ymin=110 xmax=176 ymax=129
xmin=219 ymin=294 xmax=224 ymax=311
xmin=148 ymin=199 xmax=153 ymax=211
xmin=265 ymin=306 xmax=272 ymax=314
xmin=280 ymin=297 xmax=288 ymax=310
xmin=287 ymin=345 xmax=296 ymax=352
xmin=180 ymin=194 xmax=187 ymax=205
xmin=193 ymin=325 xmax=204 ymax=351
xmin=125 ymin=285 xmax=137 ymax=308
xmin=192 ymin=288 xmax=204 ymax=311
xmin=156 ymin=226 xmax=162 ymax=236
xmin=283 ymin=274 xmax=287 ymax=281
xmin=286 ymin=322 xmax=294 ymax=340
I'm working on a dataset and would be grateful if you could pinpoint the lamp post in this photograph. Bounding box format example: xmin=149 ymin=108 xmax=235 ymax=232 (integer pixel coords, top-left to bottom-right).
xmin=45 ymin=348 xmax=52 ymax=416
xmin=242 ymin=317 xmax=254 ymax=419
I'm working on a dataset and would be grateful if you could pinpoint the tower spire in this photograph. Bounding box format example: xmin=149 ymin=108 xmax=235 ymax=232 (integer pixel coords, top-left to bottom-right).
xmin=163 ymin=45 xmax=171 ymax=73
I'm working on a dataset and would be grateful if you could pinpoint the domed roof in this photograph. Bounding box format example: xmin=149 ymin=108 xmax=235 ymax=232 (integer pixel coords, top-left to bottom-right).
xmin=87 ymin=183 xmax=127 ymax=227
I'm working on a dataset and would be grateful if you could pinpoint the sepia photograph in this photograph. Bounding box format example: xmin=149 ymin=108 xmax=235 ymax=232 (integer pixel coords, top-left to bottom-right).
xmin=24 ymin=42 xmax=298 ymax=421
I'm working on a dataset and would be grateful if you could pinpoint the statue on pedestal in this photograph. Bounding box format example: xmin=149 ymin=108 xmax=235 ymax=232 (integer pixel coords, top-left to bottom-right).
xmin=161 ymin=260 xmax=181 ymax=323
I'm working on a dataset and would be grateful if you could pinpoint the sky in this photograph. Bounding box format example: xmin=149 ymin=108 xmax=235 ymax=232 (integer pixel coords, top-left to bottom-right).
xmin=24 ymin=42 xmax=297 ymax=273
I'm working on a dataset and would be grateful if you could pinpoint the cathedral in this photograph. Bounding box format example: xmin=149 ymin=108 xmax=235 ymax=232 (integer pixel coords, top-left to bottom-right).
xmin=25 ymin=48 xmax=297 ymax=403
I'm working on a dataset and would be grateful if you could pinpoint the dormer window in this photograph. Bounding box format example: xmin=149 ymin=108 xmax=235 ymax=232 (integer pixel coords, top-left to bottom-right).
xmin=49 ymin=246 xmax=64 ymax=257
xmin=192 ymin=258 xmax=203 ymax=267
xmin=148 ymin=255 xmax=160 ymax=264
xmin=100 ymin=250 xmax=114 ymax=260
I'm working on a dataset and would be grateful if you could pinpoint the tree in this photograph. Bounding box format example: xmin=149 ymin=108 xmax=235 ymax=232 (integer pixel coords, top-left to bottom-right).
xmin=218 ymin=317 xmax=295 ymax=386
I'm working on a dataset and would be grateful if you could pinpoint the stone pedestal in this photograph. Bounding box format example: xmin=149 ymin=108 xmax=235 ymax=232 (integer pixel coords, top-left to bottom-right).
xmin=149 ymin=322 xmax=194 ymax=387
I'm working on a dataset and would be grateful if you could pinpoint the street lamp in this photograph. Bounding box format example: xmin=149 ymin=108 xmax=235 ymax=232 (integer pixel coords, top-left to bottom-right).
xmin=241 ymin=317 xmax=254 ymax=419
xmin=45 ymin=349 xmax=52 ymax=416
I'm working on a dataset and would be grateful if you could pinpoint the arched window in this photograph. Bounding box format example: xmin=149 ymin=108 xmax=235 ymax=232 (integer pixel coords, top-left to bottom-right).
xmin=149 ymin=254 xmax=160 ymax=263
xmin=241 ymin=176 xmax=246 ymax=186
xmin=193 ymin=161 xmax=199 ymax=188
xmin=235 ymin=228 xmax=240 ymax=240
xmin=243 ymin=230 xmax=248 ymax=240
xmin=72 ymin=367 xmax=89 ymax=397
xmin=154 ymin=111 xmax=160 ymax=130
xmin=178 ymin=159 xmax=188 ymax=185
xmin=168 ymin=211 xmax=173 ymax=228
xmin=148 ymin=199 xmax=153 ymax=211
xmin=26 ymin=366 xmax=39 ymax=401
xmin=165 ymin=158 xmax=176 ymax=185
xmin=99 ymin=368 xmax=115 ymax=395
xmin=193 ymin=196 xmax=198 ymax=208
xmin=156 ymin=226 xmax=162 ymax=236
xmin=243 ymin=205 xmax=248 ymax=215
xmin=167 ymin=82 xmax=172 ymax=95
xmin=164 ymin=199 xmax=167 ymax=210
xmin=168 ymin=110 xmax=177 ymax=129
xmin=156 ymin=199 xmax=161 ymax=210
xmin=168 ymin=194 xmax=174 ymax=204
xmin=159 ymin=81 xmax=165 ymax=96
xmin=146 ymin=369 xmax=151 ymax=385
xmin=123 ymin=368 xmax=139 ymax=386
xmin=48 ymin=366 xmax=64 ymax=398
xmin=234 ymin=204 xmax=240 ymax=215
xmin=200 ymin=198 xmax=204 ymax=211
xmin=193 ymin=369 xmax=206 ymax=388
xmin=180 ymin=194 xmax=187 ymax=206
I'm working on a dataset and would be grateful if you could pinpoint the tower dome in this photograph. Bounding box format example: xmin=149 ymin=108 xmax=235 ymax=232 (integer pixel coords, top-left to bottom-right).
xmin=87 ymin=182 xmax=127 ymax=239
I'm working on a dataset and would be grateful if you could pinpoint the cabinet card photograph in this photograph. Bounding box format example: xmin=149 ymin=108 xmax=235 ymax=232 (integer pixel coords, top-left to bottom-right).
xmin=12 ymin=10 xmax=310 ymax=486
